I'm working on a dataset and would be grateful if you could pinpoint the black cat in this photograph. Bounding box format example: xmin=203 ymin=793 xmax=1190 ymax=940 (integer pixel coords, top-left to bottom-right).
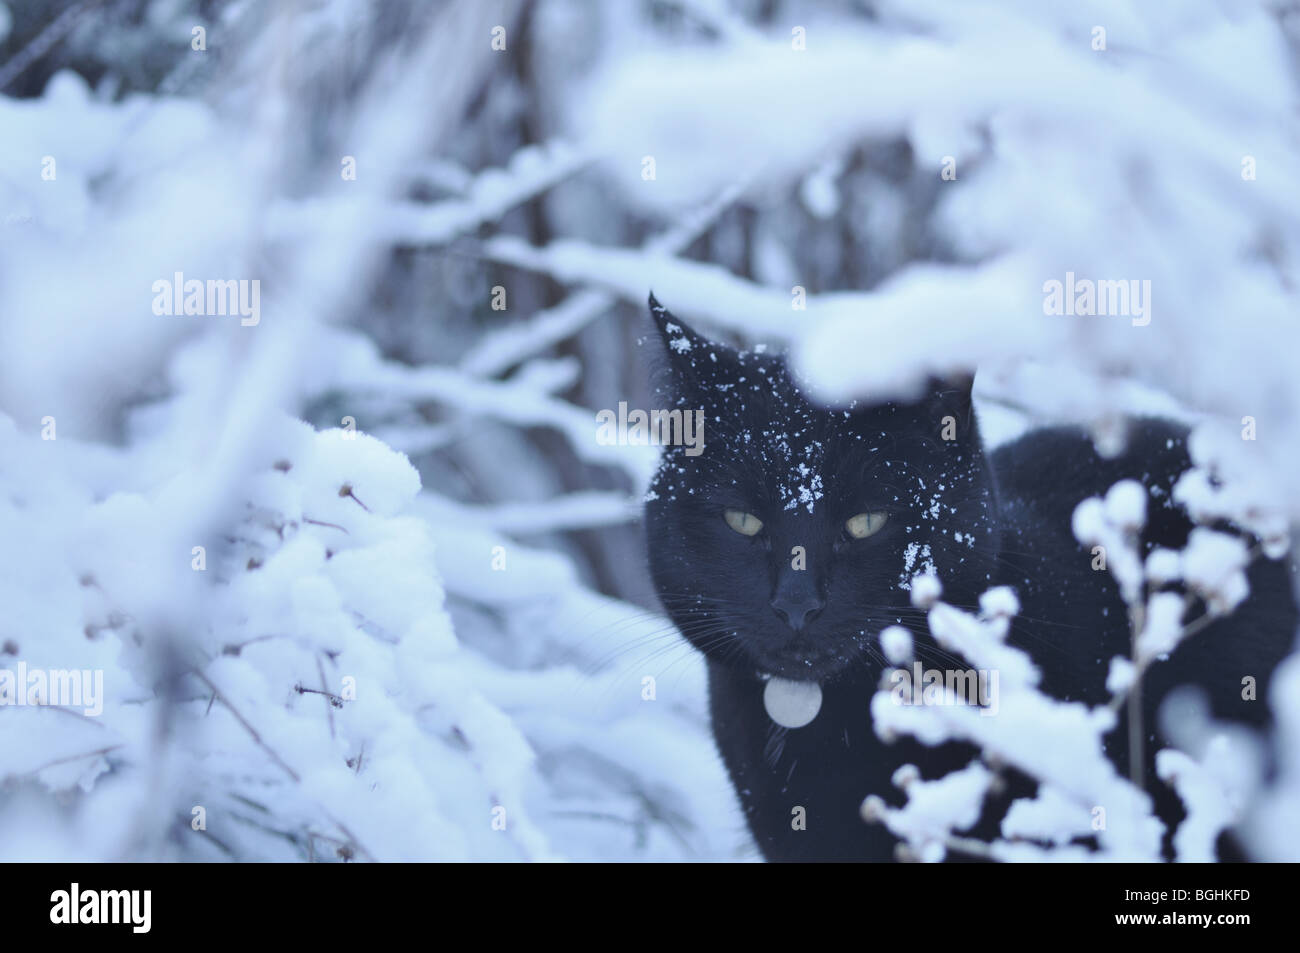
xmin=642 ymin=294 xmax=1297 ymax=862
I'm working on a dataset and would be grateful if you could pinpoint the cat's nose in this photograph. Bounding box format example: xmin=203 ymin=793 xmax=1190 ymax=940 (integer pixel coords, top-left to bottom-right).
xmin=770 ymin=595 xmax=825 ymax=632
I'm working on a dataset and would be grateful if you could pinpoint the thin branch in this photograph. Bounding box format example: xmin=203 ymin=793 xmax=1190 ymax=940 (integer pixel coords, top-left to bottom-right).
xmin=8 ymin=744 xmax=122 ymax=781
xmin=191 ymin=670 xmax=300 ymax=783
xmin=460 ymin=180 xmax=749 ymax=377
xmin=1126 ymin=600 xmax=1145 ymax=787
xmin=0 ymin=0 xmax=107 ymax=92
xmin=315 ymin=654 xmax=336 ymax=739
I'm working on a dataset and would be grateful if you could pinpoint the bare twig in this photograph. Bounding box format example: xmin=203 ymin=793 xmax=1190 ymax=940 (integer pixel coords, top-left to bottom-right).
xmin=315 ymin=654 xmax=336 ymax=739
xmin=191 ymin=670 xmax=300 ymax=783
xmin=0 ymin=0 xmax=107 ymax=92
xmin=459 ymin=180 xmax=749 ymax=377
xmin=1126 ymin=600 xmax=1145 ymax=787
xmin=8 ymin=744 xmax=122 ymax=781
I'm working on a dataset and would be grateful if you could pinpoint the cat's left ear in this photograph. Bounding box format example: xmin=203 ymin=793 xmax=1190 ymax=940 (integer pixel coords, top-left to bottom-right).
xmin=925 ymin=373 xmax=976 ymax=439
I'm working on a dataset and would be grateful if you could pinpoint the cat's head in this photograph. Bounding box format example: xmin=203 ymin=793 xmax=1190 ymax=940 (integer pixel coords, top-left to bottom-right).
xmin=643 ymin=294 xmax=1000 ymax=682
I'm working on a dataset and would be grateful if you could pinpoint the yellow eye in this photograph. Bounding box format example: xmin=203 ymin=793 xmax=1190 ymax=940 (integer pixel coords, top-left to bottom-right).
xmin=845 ymin=511 xmax=888 ymax=539
xmin=724 ymin=509 xmax=764 ymax=536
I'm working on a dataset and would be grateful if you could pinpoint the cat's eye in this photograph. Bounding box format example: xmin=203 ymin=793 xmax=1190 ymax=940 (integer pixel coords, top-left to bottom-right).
xmin=845 ymin=511 xmax=888 ymax=539
xmin=723 ymin=509 xmax=764 ymax=536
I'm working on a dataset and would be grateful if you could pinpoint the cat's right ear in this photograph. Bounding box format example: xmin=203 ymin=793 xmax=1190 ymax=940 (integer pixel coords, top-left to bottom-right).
xmin=646 ymin=293 xmax=717 ymax=389
xmin=648 ymin=293 xmax=712 ymax=360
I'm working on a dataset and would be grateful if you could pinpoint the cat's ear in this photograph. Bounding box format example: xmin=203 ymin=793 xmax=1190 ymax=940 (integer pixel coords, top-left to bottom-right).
xmin=925 ymin=373 xmax=976 ymax=440
xmin=646 ymin=293 xmax=725 ymax=395
xmin=648 ymin=293 xmax=713 ymax=361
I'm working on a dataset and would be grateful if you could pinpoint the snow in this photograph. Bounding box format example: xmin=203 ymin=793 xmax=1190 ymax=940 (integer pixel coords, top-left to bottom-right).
xmin=1144 ymin=548 xmax=1182 ymax=586
xmin=1072 ymin=491 xmax=1144 ymax=603
xmin=1244 ymin=654 xmax=1300 ymax=861
xmin=1181 ymin=528 xmax=1251 ymax=615
xmin=1002 ymin=784 xmax=1095 ymax=847
xmin=1103 ymin=480 xmax=1148 ymax=532
xmin=1106 ymin=658 xmax=1136 ymax=696
xmin=868 ymin=761 xmax=993 ymax=861
xmin=978 ymin=586 xmax=1020 ymax=620
xmin=907 ymin=568 xmax=942 ymax=606
xmin=879 ymin=626 xmax=913 ymax=666
xmin=3 ymin=0 xmax=1298 ymax=864
xmin=0 ymin=404 xmax=743 ymax=862
xmin=1156 ymin=745 xmax=1238 ymax=864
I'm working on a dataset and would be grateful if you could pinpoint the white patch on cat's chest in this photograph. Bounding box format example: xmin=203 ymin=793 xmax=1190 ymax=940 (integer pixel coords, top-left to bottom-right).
xmin=763 ymin=677 xmax=823 ymax=728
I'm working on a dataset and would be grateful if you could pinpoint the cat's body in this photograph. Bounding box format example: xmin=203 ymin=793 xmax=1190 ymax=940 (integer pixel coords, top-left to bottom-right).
xmin=642 ymin=296 xmax=1297 ymax=862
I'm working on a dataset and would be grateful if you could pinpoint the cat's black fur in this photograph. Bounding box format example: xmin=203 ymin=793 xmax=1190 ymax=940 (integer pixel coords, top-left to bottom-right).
xmin=642 ymin=295 xmax=1297 ymax=862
